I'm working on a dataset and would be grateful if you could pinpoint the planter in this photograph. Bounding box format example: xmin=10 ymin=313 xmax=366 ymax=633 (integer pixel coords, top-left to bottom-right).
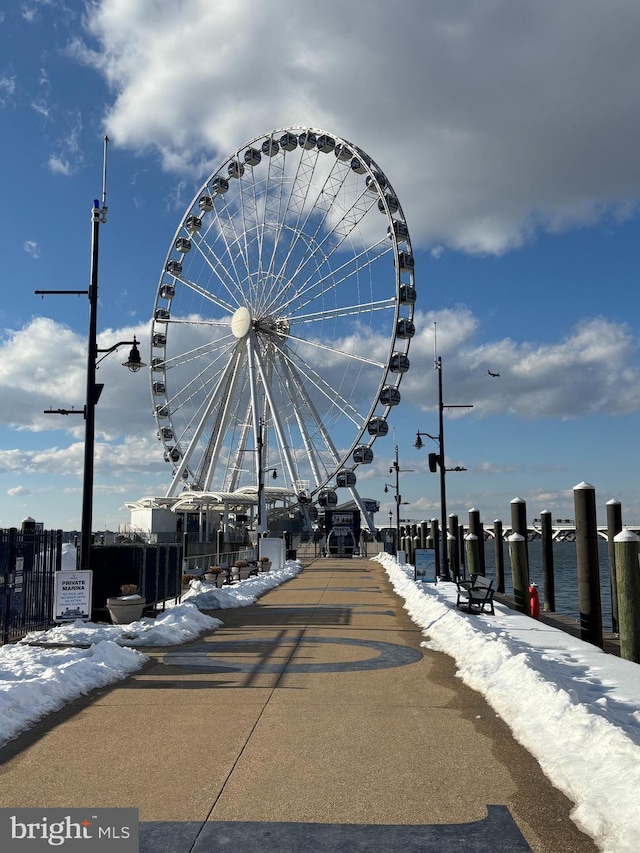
xmin=106 ymin=595 xmax=146 ymax=625
xmin=204 ymin=572 xmax=219 ymax=585
xmin=259 ymin=560 xmax=272 ymax=572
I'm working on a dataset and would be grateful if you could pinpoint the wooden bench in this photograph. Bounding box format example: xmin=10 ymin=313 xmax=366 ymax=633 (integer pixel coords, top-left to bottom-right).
xmin=456 ymin=574 xmax=495 ymax=615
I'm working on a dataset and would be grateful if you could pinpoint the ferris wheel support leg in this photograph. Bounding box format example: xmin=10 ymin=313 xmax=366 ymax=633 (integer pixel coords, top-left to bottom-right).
xmin=300 ymin=505 xmax=314 ymax=536
xmin=348 ymin=485 xmax=377 ymax=535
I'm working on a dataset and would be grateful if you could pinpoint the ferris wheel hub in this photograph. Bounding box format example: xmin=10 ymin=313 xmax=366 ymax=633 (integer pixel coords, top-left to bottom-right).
xmin=255 ymin=316 xmax=290 ymax=339
xmin=231 ymin=306 xmax=252 ymax=339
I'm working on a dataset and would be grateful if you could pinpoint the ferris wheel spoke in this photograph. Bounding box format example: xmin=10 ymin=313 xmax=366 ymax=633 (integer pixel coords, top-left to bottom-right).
xmin=202 ymin=353 xmax=249 ymax=490
xmin=295 ymin=234 xmax=392 ymax=303
xmin=249 ymin=337 xmax=305 ymax=491
xmin=245 ymin=157 xmax=276 ymax=313
xmin=274 ymin=238 xmax=392 ymax=319
xmin=235 ymin=166 xmax=259 ymax=302
xmin=188 ymin=347 xmax=247 ymax=491
xmin=274 ymin=340 xmax=365 ymax=429
xmin=268 ymin=154 xmax=352 ymax=297
xmin=259 ymin=151 xmax=290 ymax=314
xmin=165 ymin=346 xmax=244 ymax=495
xmin=189 ymin=215 xmax=247 ymax=297
xmin=268 ymin=170 xmax=379 ymax=313
xmin=159 ymin=325 xmax=235 ymax=360
xmin=285 ymin=333 xmax=386 ymax=370
xmin=277 ymin=352 xmax=345 ymax=481
xmin=203 ymin=193 xmax=254 ymax=299
xmin=169 ymin=270 xmax=239 ymax=315
xmin=193 ymin=229 xmax=252 ymax=307
xmin=265 ymin=146 xmax=330 ymax=297
xmin=227 ymin=401 xmax=255 ymax=492
xmin=252 ymin=164 xmax=269 ymax=312
xmin=164 ymin=340 xmax=240 ymax=432
xmin=290 ymin=298 xmax=396 ymax=325
xmin=161 ymin=333 xmax=236 ymax=377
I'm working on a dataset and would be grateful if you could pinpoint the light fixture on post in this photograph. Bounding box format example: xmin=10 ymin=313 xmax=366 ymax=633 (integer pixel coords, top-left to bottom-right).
xmin=415 ymin=346 xmax=472 ymax=580
xmin=121 ymin=338 xmax=144 ymax=372
xmin=35 ymin=137 xmax=146 ymax=572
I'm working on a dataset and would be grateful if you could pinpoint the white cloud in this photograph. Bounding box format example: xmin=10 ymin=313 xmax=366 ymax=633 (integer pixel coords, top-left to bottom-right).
xmin=71 ymin=0 xmax=640 ymax=255
xmin=0 ymin=310 xmax=637 ymax=498
xmin=0 ymin=317 xmax=153 ymax=436
xmin=23 ymin=240 xmax=40 ymax=258
xmin=471 ymin=462 xmax=521 ymax=476
xmin=7 ymin=486 xmax=33 ymax=497
xmin=21 ymin=0 xmax=57 ymax=23
xmin=31 ymin=100 xmax=49 ymax=118
xmin=47 ymin=155 xmax=69 ymax=174
xmin=0 ymin=436 xmax=165 ymax=479
xmin=47 ymin=109 xmax=84 ymax=176
xmin=394 ymin=309 xmax=640 ymax=419
xmin=0 ymin=74 xmax=16 ymax=105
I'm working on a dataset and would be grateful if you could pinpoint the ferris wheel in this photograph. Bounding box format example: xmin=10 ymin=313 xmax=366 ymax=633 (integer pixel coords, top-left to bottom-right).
xmin=150 ymin=127 xmax=416 ymax=530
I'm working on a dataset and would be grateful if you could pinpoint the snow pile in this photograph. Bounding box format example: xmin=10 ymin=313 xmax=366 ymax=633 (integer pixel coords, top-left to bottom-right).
xmin=181 ymin=560 xmax=303 ymax=610
xmin=0 ymin=641 xmax=144 ymax=745
xmin=375 ymin=552 xmax=640 ymax=853
xmin=0 ymin=559 xmax=302 ymax=748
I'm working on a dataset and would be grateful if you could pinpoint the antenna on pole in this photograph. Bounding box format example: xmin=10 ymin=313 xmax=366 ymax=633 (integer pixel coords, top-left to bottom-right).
xmin=100 ymin=135 xmax=109 ymax=223
xmin=433 ymin=321 xmax=438 ymax=369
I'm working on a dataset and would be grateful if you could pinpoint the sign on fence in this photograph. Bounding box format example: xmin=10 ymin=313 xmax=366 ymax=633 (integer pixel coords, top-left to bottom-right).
xmin=54 ymin=571 xmax=93 ymax=622
xmin=414 ymin=549 xmax=437 ymax=583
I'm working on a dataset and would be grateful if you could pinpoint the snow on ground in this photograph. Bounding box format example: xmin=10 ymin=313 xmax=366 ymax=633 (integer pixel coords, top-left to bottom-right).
xmin=0 ymin=561 xmax=302 ymax=749
xmin=373 ymin=552 xmax=640 ymax=853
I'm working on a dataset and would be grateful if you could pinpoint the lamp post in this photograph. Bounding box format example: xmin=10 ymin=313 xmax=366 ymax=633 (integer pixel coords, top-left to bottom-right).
xmin=385 ymin=444 xmax=412 ymax=555
xmin=35 ymin=137 xmax=146 ymax=571
xmin=415 ymin=356 xmax=472 ymax=580
xmin=256 ymin=417 xmax=277 ymax=535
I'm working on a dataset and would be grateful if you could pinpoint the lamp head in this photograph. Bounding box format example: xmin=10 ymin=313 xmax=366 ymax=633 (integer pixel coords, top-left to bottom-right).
xmin=414 ymin=433 xmax=423 ymax=450
xmin=122 ymin=337 xmax=145 ymax=373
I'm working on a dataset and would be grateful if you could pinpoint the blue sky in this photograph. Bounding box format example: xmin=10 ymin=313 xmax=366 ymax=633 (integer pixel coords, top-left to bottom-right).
xmin=1 ymin=0 xmax=640 ymax=532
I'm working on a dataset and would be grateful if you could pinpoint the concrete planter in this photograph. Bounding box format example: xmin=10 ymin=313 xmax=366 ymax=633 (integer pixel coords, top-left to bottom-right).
xmin=106 ymin=595 xmax=146 ymax=625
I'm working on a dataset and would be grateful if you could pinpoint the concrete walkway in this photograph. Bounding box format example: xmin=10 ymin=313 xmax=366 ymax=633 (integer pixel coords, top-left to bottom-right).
xmin=0 ymin=557 xmax=597 ymax=852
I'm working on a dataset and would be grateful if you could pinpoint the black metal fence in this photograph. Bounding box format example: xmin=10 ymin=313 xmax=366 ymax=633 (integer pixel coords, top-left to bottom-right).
xmin=0 ymin=528 xmax=62 ymax=644
xmin=0 ymin=529 xmax=184 ymax=643
xmin=89 ymin=542 xmax=183 ymax=621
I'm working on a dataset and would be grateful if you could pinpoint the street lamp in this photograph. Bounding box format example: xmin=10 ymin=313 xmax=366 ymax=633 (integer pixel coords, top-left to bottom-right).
xmin=35 ymin=137 xmax=146 ymax=571
xmin=415 ymin=355 xmax=472 ymax=580
xmin=385 ymin=444 xmax=413 ymax=555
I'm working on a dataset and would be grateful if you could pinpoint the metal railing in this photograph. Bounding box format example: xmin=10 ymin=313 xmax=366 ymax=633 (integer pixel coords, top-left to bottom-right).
xmin=182 ymin=546 xmax=257 ymax=575
xmin=1 ymin=528 xmax=62 ymax=644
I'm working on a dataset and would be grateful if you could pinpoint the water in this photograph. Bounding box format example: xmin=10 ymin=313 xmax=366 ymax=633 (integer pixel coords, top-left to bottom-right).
xmin=479 ymin=538 xmax=615 ymax=632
